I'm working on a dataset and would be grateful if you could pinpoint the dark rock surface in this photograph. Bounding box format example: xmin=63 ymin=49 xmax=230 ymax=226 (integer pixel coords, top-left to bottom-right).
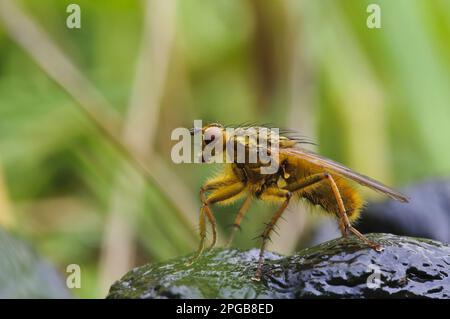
xmin=0 ymin=228 xmax=71 ymax=298
xmin=107 ymin=233 xmax=450 ymax=299
xmin=359 ymin=180 xmax=450 ymax=242
xmin=311 ymin=179 xmax=450 ymax=245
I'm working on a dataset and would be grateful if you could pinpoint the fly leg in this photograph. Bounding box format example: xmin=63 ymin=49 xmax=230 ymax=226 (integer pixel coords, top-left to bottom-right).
xmin=252 ymin=189 xmax=291 ymax=281
xmin=186 ymin=199 xmax=207 ymax=266
xmin=188 ymin=181 xmax=245 ymax=264
xmin=323 ymin=173 xmax=382 ymax=251
xmin=252 ymin=173 xmax=383 ymax=281
xmin=252 ymin=174 xmax=336 ymax=281
xmin=226 ymin=194 xmax=253 ymax=247
xmin=285 ymin=172 xmax=382 ymax=251
xmin=200 ymin=186 xmax=217 ymax=250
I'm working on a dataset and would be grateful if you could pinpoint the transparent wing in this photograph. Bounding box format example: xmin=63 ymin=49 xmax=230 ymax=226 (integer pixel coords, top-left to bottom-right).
xmin=282 ymin=148 xmax=409 ymax=203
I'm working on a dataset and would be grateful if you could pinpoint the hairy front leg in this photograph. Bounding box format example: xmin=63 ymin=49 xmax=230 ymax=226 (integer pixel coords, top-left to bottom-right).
xmin=188 ymin=180 xmax=245 ymax=264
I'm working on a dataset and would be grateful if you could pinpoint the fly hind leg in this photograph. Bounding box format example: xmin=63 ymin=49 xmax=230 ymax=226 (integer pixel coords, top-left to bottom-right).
xmin=285 ymin=172 xmax=382 ymax=251
xmin=324 ymin=173 xmax=382 ymax=251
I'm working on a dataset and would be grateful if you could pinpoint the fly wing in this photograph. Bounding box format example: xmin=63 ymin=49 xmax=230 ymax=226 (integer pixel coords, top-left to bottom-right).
xmin=282 ymin=148 xmax=409 ymax=203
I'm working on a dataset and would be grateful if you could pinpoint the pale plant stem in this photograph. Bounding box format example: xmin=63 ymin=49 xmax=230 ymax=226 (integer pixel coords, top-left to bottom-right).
xmin=98 ymin=0 xmax=178 ymax=296
xmin=0 ymin=164 xmax=13 ymax=229
xmin=0 ymin=0 xmax=196 ymax=229
xmin=0 ymin=0 xmax=202 ymax=297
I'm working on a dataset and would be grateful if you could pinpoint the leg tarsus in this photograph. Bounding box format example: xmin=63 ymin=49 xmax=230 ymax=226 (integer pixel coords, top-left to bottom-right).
xmin=203 ymin=204 xmax=217 ymax=250
xmin=253 ymin=191 xmax=291 ymax=281
xmin=186 ymin=236 xmax=206 ymax=265
xmin=347 ymin=225 xmax=383 ymax=251
xmin=226 ymin=194 xmax=253 ymax=248
xmin=339 ymin=220 xmax=348 ymax=239
xmin=186 ymin=206 xmax=207 ymax=265
xmin=323 ymin=174 xmax=382 ymax=252
xmin=226 ymin=224 xmax=241 ymax=248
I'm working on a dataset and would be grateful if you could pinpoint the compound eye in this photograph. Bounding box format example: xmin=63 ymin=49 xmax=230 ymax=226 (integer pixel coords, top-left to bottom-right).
xmin=204 ymin=126 xmax=223 ymax=145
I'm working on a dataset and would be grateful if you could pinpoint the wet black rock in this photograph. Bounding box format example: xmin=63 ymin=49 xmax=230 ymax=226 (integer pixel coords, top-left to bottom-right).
xmin=311 ymin=179 xmax=450 ymax=246
xmin=0 ymin=228 xmax=71 ymax=298
xmin=107 ymin=233 xmax=450 ymax=299
xmin=358 ymin=180 xmax=450 ymax=243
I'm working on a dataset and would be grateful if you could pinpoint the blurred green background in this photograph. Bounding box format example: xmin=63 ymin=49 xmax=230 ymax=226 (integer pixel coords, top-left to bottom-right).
xmin=1 ymin=0 xmax=450 ymax=298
